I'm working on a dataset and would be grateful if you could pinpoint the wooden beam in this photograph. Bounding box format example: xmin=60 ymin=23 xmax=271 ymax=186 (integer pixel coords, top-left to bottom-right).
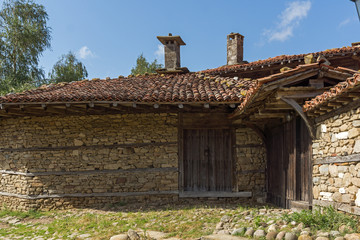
xmin=314 ymin=109 xmax=327 ymax=114
xmin=328 ymin=102 xmax=343 ymax=107
xmin=281 ymin=97 xmax=315 ymax=138
xmin=315 ymin=98 xmax=360 ymax=123
xmin=347 ymin=92 xmax=360 ymax=98
xmin=319 ymin=106 xmax=333 ymax=111
xmin=251 ymin=113 xmax=287 ymax=119
xmin=336 ymin=97 xmax=353 ymax=103
xmin=264 ymin=69 xmax=319 ymax=91
xmin=276 ymin=92 xmax=324 ymax=99
xmin=323 ymin=70 xmax=352 ymax=81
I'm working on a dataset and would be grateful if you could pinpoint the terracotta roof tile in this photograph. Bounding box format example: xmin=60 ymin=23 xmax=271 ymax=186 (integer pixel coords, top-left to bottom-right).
xmin=303 ymin=74 xmax=360 ymax=112
xmin=201 ymin=46 xmax=360 ymax=75
xmin=0 ymin=73 xmax=257 ymax=104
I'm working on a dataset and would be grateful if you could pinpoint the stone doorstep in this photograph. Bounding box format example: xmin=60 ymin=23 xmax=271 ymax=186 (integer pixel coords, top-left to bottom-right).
xmin=289 ymin=201 xmax=311 ymax=211
xmin=201 ymin=234 xmax=248 ymax=240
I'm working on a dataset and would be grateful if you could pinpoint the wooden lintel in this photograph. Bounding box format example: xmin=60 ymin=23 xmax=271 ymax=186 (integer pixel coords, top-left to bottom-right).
xmin=314 ymin=110 xmax=327 ymax=114
xmin=251 ymin=113 xmax=286 ymax=119
xmin=319 ymin=106 xmax=333 ymax=111
xmin=306 ymin=112 xmax=318 ymax=117
xmin=328 ymin=102 xmax=343 ymax=107
xmin=280 ymin=97 xmax=315 ymax=139
xmin=347 ymin=92 xmax=360 ymax=98
xmin=336 ymin=97 xmax=353 ymax=103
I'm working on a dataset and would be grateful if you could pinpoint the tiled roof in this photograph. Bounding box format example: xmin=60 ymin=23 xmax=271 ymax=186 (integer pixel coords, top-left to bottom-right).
xmin=0 ymin=73 xmax=257 ymax=104
xmin=201 ymin=46 xmax=360 ymax=75
xmin=235 ymin=63 xmax=322 ymax=114
xmin=303 ymin=74 xmax=360 ymax=112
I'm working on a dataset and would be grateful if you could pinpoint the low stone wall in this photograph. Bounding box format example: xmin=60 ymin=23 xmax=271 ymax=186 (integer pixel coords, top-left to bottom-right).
xmin=235 ymin=128 xmax=266 ymax=198
xmin=312 ymin=108 xmax=360 ymax=214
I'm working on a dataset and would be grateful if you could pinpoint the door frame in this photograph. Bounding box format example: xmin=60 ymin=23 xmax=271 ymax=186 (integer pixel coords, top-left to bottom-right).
xmin=178 ymin=113 xmax=237 ymax=197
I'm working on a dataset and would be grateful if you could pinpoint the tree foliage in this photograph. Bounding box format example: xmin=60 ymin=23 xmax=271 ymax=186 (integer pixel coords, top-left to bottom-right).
xmin=0 ymin=0 xmax=51 ymax=93
xmin=130 ymin=54 xmax=162 ymax=75
xmin=49 ymin=52 xmax=88 ymax=83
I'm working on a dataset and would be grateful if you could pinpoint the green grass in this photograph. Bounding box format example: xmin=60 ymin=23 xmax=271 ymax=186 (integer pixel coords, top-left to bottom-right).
xmin=282 ymin=206 xmax=359 ymax=232
xmin=0 ymin=204 xmax=357 ymax=239
xmin=0 ymin=208 xmax=47 ymax=219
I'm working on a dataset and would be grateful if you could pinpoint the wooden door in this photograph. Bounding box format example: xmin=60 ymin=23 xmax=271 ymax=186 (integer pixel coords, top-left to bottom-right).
xmin=183 ymin=129 xmax=232 ymax=193
xmin=266 ymin=117 xmax=312 ymax=208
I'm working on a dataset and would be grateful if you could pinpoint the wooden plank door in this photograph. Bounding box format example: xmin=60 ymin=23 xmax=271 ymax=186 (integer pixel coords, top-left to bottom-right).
xmin=266 ymin=117 xmax=312 ymax=208
xmin=183 ymin=129 xmax=232 ymax=193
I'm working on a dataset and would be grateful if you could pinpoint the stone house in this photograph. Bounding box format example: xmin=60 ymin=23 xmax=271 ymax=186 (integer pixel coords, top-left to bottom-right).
xmin=0 ymin=33 xmax=360 ymax=214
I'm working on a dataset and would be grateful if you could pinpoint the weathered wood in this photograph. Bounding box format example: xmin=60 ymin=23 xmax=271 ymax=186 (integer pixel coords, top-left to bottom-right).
xmin=289 ymin=200 xmax=311 ymax=210
xmin=182 ymin=113 xmax=231 ymax=128
xmin=280 ymin=97 xmax=315 ymax=139
xmin=266 ymin=117 xmax=312 ymax=208
xmin=236 ymin=169 xmax=265 ymax=174
xmin=236 ymin=144 xmax=264 ymax=148
xmin=183 ymin=129 xmax=232 ymax=194
xmin=0 ymin=141 xmax=177 ymax=153
xmin=323 ymin=69 xmax=352 ymax=81
xmin=315 ymin=98 xmax=360 ymax=123
xmin=264 ymin=69 xmax=319 ymax=91
xmin=313 ymin=153 xmax=360 ymax=164
xmin=0 ymin=167 xmax=177 ymax=177
xmin=336 ymin=97 xmax=353 ymax=103
xmin=0 ymin=190 xmax=179 ymax=200
xmin=251 ymin=113 xmax=287 ymax=119
xmin=179 ymin=191 xmax=251 ymax=198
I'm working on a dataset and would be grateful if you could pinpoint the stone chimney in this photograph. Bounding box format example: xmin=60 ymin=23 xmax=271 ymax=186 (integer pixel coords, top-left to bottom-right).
xmin=157 ymin=33 xmax=188 ymax=73
xmin=227 ymin=33 xmax=245 ymax=65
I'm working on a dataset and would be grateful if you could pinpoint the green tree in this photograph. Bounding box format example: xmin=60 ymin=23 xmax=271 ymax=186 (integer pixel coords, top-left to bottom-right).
xmin=0 ymin=0 xmax=51 ymax=93
xmin=130 ymin=53 xmax=162 ymax=75
xmin=49 ymin=52 xmax=88 ymax=83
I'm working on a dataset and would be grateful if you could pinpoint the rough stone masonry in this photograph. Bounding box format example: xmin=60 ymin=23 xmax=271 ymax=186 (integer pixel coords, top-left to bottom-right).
xmin=312 ymin=107 xmax=360 ymax=214
xmin=0 ymin=112 xmax=266 ymax=210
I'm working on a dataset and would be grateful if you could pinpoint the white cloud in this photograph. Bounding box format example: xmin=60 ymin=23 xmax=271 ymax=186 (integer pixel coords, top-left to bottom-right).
xmin=338 ymin=18 xmax=351 ymax=28
xmin=77 ymin=46 xmax=95 ymax=59
xmin=266 ymin=1 xmax=311 ymax=42
xmin=155 ymin=44 xmax=164 ymax=60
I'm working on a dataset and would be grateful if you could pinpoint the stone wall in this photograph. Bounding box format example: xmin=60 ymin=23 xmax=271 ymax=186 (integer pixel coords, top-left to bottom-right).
xmin=0 ymin=112 xmax=267 ymax=210
xmin=235 ymin=128 xmax=266 ymax=199
xmin=0 ymin=113 xmax=179 ymax=210
xmin=312 ymin=108 xmax=360 ymax=214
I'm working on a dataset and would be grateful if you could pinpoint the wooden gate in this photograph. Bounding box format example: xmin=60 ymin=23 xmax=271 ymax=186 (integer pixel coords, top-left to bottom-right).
xmin=182 ymin=129 xmax=233 ymax=194
xmin=266 ymin=117 xmax=312 ymax=208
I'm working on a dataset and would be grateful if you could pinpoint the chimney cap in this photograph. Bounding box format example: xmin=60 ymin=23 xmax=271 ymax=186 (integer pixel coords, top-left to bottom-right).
xmin=157 ymin=35 xmax=186 ymax=45
xmin=228 ymin=32 xmax=244 ymax=39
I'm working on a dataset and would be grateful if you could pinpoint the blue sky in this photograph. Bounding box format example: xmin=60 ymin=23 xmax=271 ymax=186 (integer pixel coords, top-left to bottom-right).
xmin=34 ymin=0 xmax=360 ymax=79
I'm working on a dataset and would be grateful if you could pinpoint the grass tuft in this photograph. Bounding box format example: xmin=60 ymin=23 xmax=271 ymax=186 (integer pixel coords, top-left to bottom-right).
xmin=282 ymin=206 xmax=359 ymax=232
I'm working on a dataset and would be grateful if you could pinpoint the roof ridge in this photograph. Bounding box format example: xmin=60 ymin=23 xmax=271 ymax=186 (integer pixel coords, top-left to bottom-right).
xmin=200 ymin=45 xmax=360 ymax=74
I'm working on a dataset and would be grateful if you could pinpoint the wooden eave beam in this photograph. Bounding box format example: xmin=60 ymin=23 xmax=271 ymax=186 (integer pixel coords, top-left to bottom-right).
xmin=336 ymin=97 xmax=353 ymax=103
xmin=328 ymin=102 xmax=343 ymax=107
xmin=323 ymin=70 xmax=352 ymax=81
xmin=250 ymin=113 xmax=287 ymax=119
xmin=263 ymin=69 xmax=319 ymax=91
